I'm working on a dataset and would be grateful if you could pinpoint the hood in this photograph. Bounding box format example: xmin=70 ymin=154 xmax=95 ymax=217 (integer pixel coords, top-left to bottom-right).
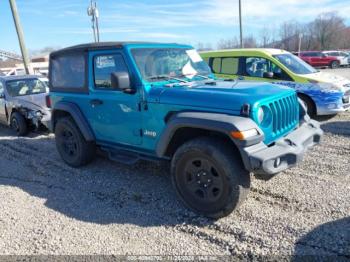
xmin=11 ymin=92 xmax=49 ymax=112
xmin=302 ymin=71 xmax=350 ymax=91
xmin=148 ymin=80 xmax=294 ymax=113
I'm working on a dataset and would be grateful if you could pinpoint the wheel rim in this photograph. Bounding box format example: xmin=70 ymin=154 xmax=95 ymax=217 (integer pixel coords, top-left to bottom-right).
xmin=60 ymin=129 xmax=78 ymax=157
xmin=183 ymin=157 xmax=224 ymax=202
xmin=11 ymin=118 xmax=20 ymax=134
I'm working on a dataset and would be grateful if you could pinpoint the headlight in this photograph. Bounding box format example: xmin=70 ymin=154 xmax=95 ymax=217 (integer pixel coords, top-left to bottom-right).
xmin=318 ymin=83 xmax=342 ymax=92
xmin=257 ymin=106 xmax=272 ymax=127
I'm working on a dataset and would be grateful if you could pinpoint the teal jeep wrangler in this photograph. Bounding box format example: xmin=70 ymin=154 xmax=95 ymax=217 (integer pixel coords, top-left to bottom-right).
xmin=48 ymin=42 xmax=323 ymax=218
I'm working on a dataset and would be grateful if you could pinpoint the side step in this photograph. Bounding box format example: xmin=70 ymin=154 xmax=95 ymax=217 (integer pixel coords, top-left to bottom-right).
xmin=101 ymin=147 xmax=139 ymax=165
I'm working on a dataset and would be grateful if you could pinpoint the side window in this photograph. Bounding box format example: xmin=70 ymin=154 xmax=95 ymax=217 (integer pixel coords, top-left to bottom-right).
xmin=50 ymin=54 xmax=85 ymax=90
xmin=306 ymin=53 xmax=316 ymax=57
xmin=211 ymin=58 xmax=221 ymax=73
xmin=221 ymin=57 xmax=239 ymax=75
xmin=245 ymin=57 xmax=290 ymax=80
xmin=245 ymin=57 xmax=270 ymax=78
xmin=94 ymin=54 xmax=128 ymax=90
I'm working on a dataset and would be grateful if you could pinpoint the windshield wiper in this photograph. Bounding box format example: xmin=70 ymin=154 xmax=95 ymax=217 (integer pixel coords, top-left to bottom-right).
xmin=180 ymin=74 xmax=211 ymax=80
xmin=194 ymin=74 xmax=211 ymax=80
xmin=147 ymin=75 xmax=189 ymax=83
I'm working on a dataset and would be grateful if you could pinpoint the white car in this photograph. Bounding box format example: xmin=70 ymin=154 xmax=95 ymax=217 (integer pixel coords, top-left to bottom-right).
xmin=323 ymin=51 xmax=350 ymax=67
xmin=0 ymin=75 xmax=51 ymax=135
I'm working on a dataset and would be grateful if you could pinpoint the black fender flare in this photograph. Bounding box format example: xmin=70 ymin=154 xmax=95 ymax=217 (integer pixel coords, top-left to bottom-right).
xmin=51 ymin=101 xmax=95 ymax=141
xmin=156 ymin=111 xmax=264 ymax=157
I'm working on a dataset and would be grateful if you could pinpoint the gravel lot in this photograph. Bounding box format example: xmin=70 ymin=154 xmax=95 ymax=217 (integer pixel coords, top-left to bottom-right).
xmin=0 ymin=71 xmax=349 ymax=258
xmin=322 ymin=67 xmax=350 ymax=79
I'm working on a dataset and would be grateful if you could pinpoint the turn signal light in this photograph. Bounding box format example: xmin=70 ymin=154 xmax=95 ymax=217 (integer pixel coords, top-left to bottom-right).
xmin=231 ymin=129 xmax=259 ymax=140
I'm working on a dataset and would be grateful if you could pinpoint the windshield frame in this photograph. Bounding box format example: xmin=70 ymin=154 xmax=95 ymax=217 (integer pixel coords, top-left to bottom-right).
xmin=128 ymin=46 xmax=213 ymax=83
xmin=273 ymin=53 xmax=318 ymax=75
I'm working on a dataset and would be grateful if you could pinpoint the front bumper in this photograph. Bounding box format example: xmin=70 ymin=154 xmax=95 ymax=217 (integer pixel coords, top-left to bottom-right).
xmin=316 ymin=97 xmax=350 ymax=115
xmin=242 ymin=119 xmax=323 ymax=176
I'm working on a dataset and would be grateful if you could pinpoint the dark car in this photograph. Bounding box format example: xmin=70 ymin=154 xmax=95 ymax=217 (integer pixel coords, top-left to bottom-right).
xmin=298 ymin=51 xmax=340 ymax=69
xmin=0 ymin=75 xmax=51 ymax=135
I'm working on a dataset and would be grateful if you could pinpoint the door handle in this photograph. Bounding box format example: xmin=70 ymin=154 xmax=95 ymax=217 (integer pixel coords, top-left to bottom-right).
xmin=90 ymin=99 xmax=103 ymax=107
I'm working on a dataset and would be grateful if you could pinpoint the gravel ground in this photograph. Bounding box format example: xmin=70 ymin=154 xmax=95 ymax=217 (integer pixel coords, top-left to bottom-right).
xmin=0 ymin=109 xmax=349 ymax=258
xmin=321 ymin=67 xmax=350 ymax=79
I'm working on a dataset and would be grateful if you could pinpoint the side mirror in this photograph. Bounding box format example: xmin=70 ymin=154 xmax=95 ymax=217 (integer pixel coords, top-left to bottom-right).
xmin=263 ymin=72 xmax=274 ymax=79
xmin=0 ymin=93 xmax=5 ymax=99
xmin=111 ymin=72 xmax=135 ymax=94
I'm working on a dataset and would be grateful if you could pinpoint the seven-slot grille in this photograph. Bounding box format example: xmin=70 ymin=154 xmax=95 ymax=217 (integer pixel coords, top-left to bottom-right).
xmin=268 ymin=94 xmax=299 ymax=137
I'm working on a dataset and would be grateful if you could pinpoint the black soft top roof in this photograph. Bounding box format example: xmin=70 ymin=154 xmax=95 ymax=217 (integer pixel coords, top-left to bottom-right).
xmin=50 ymin=41 xmax=162 ymax=57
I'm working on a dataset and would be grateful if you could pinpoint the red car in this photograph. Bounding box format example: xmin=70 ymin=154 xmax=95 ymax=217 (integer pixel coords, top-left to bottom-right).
xmin=298 ymin=51 xmax=340 ymax=69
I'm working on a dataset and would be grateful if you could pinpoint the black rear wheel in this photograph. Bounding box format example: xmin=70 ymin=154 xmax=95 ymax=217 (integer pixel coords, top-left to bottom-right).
xmin=171 ymin=137 xmax=250 ymax=218
xmin=55 ymin=117 xmax=96 ymax=167
xmin=11 ymin=112 xmax=28 ymax=136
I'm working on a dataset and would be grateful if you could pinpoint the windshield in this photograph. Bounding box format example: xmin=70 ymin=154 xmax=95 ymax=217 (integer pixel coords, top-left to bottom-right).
xmin=131 ymin=48 xmax=212 ymax=82
xmin=273 ymin=54 xmax=318 ymax=75
xmin=6 ymin=78 xmax=47 ymax=97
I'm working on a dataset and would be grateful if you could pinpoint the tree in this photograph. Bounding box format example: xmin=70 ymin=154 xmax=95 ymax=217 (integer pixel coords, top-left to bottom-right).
xmin=243 ymin=36 xmax=257 ymax=48
xmin=217 ymin=38 xmax=240 ymax=49
xmin=215 ymin=12 xmax=349 ymax=52
xmin=259 ymin=27 xmax=272 ymax=48
xmin=309 ymin=12 xmax=346 ymax=50
xmin=196 ymin=42 xmax=213 ymax=52
xmin=279 ymin=21 xmax=302 ymax=51
xmin=29 ymin=46 xmax=60 ymax=57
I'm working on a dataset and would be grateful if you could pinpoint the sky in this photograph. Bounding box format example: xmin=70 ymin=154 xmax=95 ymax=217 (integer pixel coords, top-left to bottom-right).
xmin=1 ymin=0 xmax=350 ymax=54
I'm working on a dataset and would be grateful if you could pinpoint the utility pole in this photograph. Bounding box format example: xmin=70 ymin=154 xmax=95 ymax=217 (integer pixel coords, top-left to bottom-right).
xmin=87 ymin=0 xmax=100 ymax=42
xmin=239 ymin=0 xmax=243 ymax=48
xmin=9 ymin=0 xmax=31 ymax=74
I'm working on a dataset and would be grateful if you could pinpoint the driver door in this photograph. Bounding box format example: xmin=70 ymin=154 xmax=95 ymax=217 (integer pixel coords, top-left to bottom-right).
xmin=79 ymin=50 xmax=143 ymax=146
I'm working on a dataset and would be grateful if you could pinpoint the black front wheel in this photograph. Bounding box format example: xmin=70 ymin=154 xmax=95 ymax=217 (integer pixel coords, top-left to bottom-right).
xmin=11 ymin=112 xmax=28 ymax=136
xmin=55 ymin=117 xmax=96 ymax=167
xmin=171 ymin=137 xmax=250 ymax=218
xmin=298 ymin=94 xmax=316 ymax=118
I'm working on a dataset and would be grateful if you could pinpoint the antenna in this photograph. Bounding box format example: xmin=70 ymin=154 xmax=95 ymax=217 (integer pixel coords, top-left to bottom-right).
xmin=87 ymin=0 xmax=100 ymax=42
